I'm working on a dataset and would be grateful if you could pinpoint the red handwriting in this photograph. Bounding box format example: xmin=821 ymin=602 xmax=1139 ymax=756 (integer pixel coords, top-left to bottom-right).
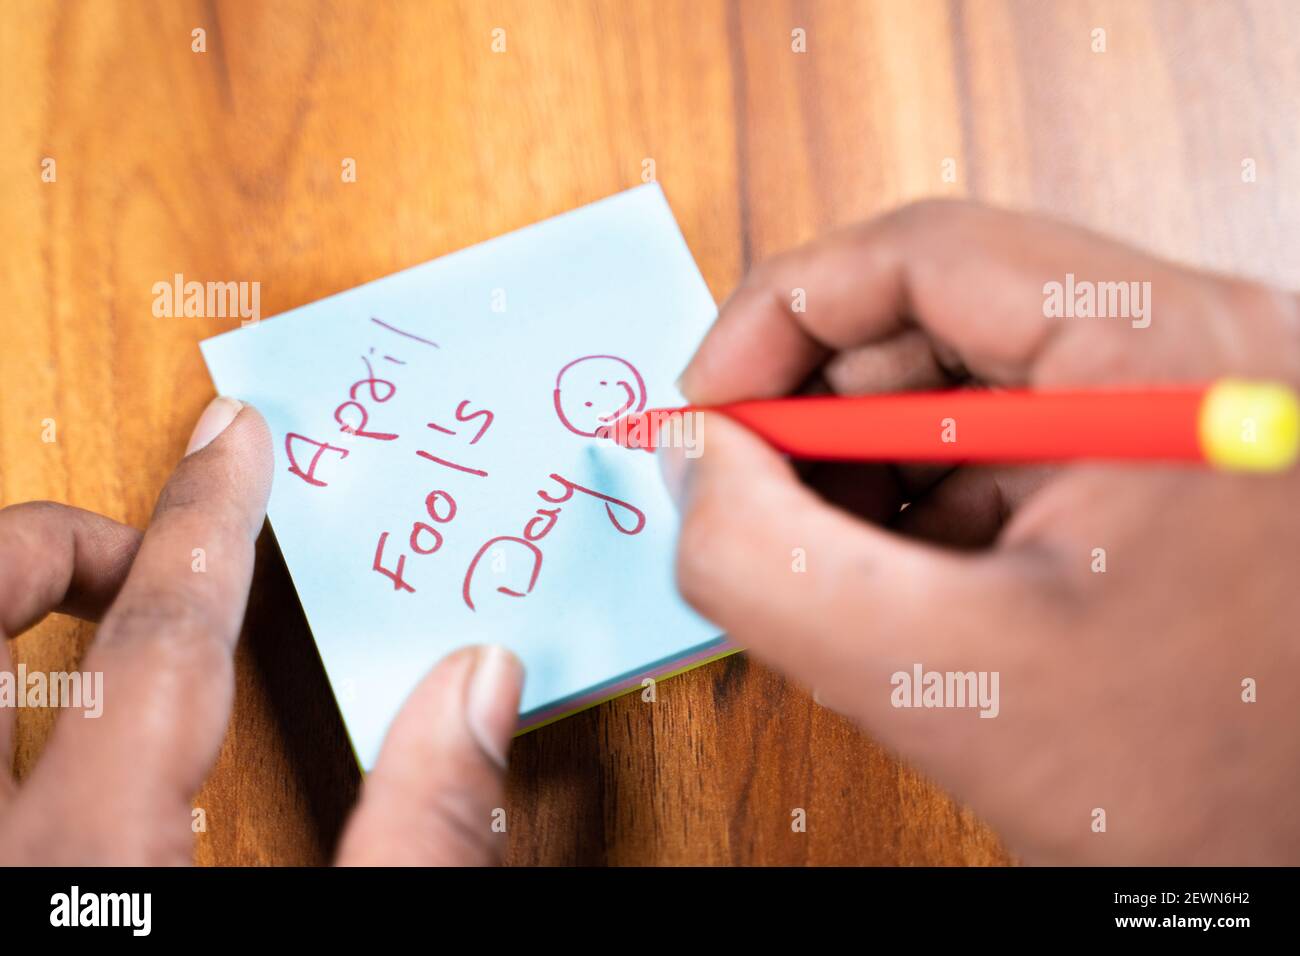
xmin=370 ymin=316 xmax=439 ymax=348
xmin=285 ymin=331 xmax=655 ymax=613
xmin=537 ymin=472 xmax=645 ymax=534
xmin=372 ymin=489 xmax=458 ymax=592
xmin=453 ymin=400 xmax=494 ymax=444
xmin=287 ymin=350 xmax=405 ymax=488
xmin=416 ymin=399 xmax=494 ymax=477
xmin=411 ymin=490 xmax=457 ymax=554
xmin=461 ymin=473 xmax=644 ymax=610
xmin=285 ymin=433 xmax=350 ymax=487
xmin=372 ymin=399 xmax=495 ymax=592
xmin=372 ymin=531 xmax=414 ymax=592
xmin=461 ymin=536 xmax=543 ymax=609
xmin=415 ymin=451 xmax=488 ymax=477
xmin=335 ymin=356 xmax=399 ymax=440
xmin=335 ymin=401 xmax=398 ymax=441
xmin=352 ymin=356 xmax=397 ymax=402
xmin=553 ymin=354 xmax=647 ymax=437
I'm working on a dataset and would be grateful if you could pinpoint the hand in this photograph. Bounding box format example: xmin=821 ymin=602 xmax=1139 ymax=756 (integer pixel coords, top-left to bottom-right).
xmin=663 ymin=200 xmax=1300 ymax=864
xmin=0 ymin=397 xmax=523 ymax=865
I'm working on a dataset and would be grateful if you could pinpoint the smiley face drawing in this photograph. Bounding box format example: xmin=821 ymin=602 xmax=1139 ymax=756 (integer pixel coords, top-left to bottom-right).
xmin=552 ymin=354 xmax=648 ymax=437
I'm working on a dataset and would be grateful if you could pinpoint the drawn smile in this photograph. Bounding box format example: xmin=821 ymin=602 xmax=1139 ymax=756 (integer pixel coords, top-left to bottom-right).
xmin=553 ymin=355 xmax=648 ymax=438
xmin=597 ymin=381 xmax=637 ymax=421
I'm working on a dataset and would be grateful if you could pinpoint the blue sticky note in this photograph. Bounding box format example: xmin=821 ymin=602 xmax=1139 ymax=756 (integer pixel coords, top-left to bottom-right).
xmin=201 ymin=185 xmax=729 ymax=768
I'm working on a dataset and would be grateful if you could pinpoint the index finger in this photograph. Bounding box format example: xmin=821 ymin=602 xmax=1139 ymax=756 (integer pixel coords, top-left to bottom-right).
xmin=15 ymin=398 xmax=272 ymax=863
xmin=678 ymin=199 xmax=1244 ymax=405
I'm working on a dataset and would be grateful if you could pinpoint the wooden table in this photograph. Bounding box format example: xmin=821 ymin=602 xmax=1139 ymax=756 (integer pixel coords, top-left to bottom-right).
xmin=3 ymin=0 xmax=1296 ymax=865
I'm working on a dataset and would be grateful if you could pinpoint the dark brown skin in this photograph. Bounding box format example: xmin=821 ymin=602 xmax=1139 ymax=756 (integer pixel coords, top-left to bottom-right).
xmin=0 ymin=401 xmax=523 ymax=865
xmin=660 ymin=199 xmax=1300 ymax=864
xmin=4 ymin=200 xmax=1297 ymax=865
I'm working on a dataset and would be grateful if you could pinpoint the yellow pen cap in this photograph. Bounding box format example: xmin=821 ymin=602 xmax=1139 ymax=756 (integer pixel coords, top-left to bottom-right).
xmin=1199 ymin=379 xmax=1300 ymax=472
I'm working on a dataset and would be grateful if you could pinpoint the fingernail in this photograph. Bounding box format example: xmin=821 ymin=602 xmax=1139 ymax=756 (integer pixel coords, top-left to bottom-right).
xmin=186 ymin=396 xmax=243 ymax=456
xmin=465 ymin=645 xmax=524 ymax=769
xmin=657 ymin=441 xmax=693 ymax=509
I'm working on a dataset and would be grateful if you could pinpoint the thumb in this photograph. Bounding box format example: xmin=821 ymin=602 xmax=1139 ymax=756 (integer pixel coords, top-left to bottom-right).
xmin=336 ymin=646 xmax=524 ymax=866
xmin=660 ymin=413 xmax=1024 ymax=720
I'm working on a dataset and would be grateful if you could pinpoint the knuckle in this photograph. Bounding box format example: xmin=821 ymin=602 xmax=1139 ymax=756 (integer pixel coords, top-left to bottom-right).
xmin=0 ymin=500 xmax=67 ymax=539
xmin=154 ymin=482 xmax=249 ymax=546
xmin=0 ymin=499 xmax=63 ymax=520
xmin=888 ymin=196 xmax=969 ymax=234
xmin=0 ymin=502 xmax=76 ymax=613
xmin=99 ymin=590 xmax=230 ymax=678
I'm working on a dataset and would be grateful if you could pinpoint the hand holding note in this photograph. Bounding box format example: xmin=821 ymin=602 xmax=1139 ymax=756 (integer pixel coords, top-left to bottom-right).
xmin=662 ymin=200 xmax=1300 ymax=865
xmin=0 ymin=400 xmax=522 ymax=865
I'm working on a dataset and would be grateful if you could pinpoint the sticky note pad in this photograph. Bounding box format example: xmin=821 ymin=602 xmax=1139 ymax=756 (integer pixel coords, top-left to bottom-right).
xmin=201 ymin=185 xmax=731 ymax=768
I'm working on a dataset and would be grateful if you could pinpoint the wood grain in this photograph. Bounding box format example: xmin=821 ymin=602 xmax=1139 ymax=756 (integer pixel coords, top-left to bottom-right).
xmin=2 ymin=0 xmax=1296 ymax=865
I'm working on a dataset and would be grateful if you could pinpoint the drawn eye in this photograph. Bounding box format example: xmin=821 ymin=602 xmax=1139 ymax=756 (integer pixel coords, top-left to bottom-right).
xmin=584 ymin=401 xmax=593 ymax=407
xmin=599 ymin=380 xmax=607 ymax=385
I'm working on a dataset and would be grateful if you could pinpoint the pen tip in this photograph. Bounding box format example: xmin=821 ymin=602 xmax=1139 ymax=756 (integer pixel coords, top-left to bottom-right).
xmin=596 ymin=413 xmax=658 ymax=452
